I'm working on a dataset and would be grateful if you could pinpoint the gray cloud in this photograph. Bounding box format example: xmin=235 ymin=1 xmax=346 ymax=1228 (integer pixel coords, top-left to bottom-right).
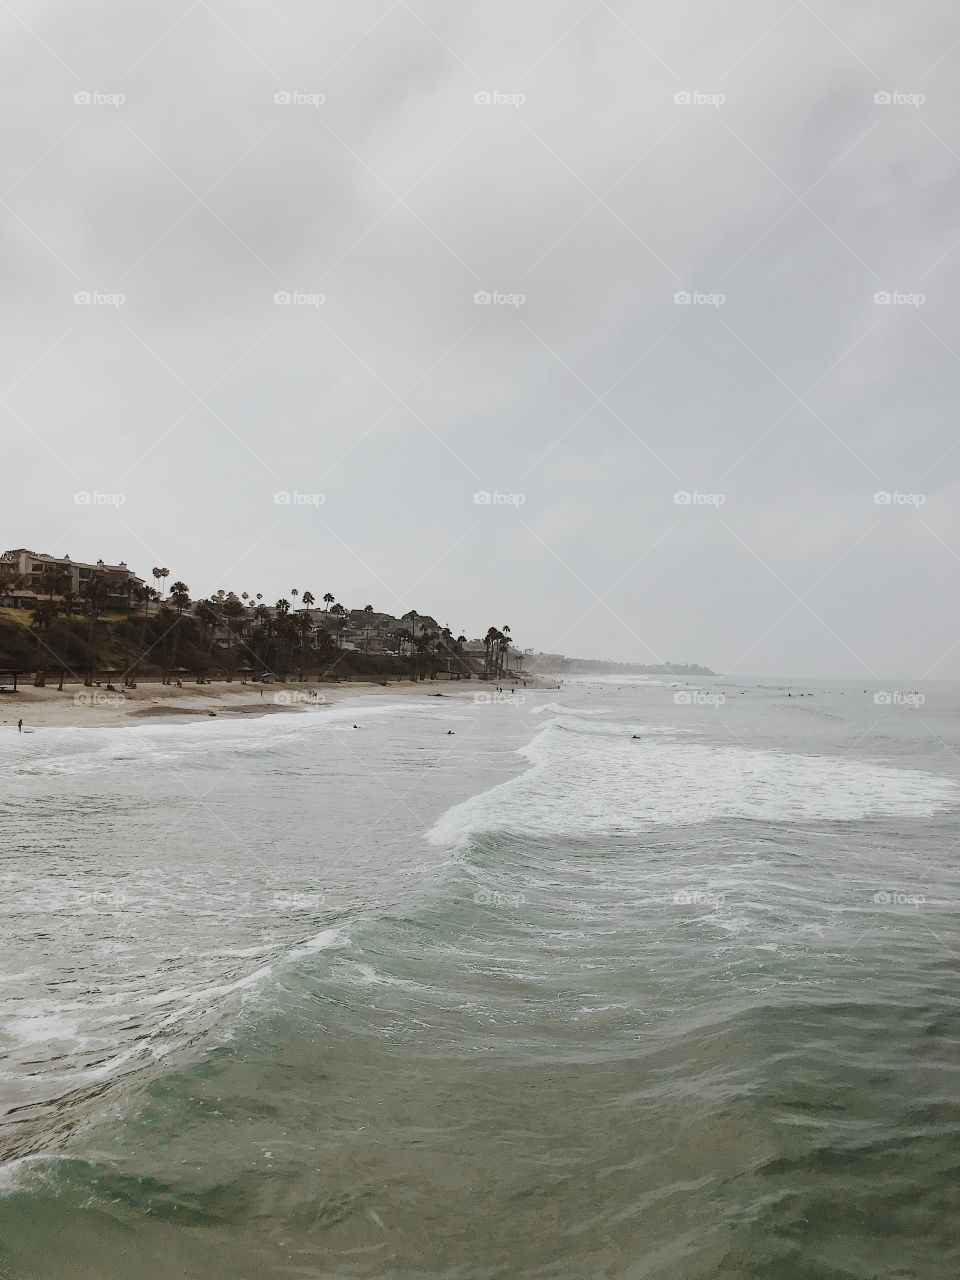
xmin=3 ymin=0 xmax=960 ymax=675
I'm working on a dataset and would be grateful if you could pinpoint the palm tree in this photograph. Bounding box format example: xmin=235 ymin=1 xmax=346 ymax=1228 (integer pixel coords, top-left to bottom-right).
xmin=134 ymin=584 xmax=155 ymax=646
xmin=295 ymin=611 xmax=313 ymax=670
xmin=363 ymin=603 xmax=374 ymax=613
xmin=169 ymin=581 xmax=190 ymax=615
xmin=275 ymin=598 xmax=291 ymax=616
xmin=328 ymin=604 xmax=346 ymax=648
xmin=223 ymin=597 xmax=245 ymax=630
xmin=323 ymin=592 xmax=334 ymax=613
xmin=193 ymin=599 xmax=219 ymax=670
xmin=152 ymin=566 xmax=170 ymax=599
xmin=483 ymin=626 xmax=499 ymax=677
xmin=302 ymin=591 xmax=315 ymax=611
xmin=291 ymin=589 xmax=299 ymax=606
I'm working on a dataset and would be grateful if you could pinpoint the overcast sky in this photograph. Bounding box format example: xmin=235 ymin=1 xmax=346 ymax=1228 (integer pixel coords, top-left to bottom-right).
xmin=3 ymin=1 xmax=959 ymax=677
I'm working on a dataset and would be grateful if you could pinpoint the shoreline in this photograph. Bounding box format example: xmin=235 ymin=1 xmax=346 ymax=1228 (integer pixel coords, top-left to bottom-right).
xmin=0 ymin=676 xmax=546 ymax=730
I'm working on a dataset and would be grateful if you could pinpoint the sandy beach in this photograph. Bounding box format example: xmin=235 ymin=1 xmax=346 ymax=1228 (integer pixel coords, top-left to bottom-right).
xmin=0 ymin=676 xmax=544 ymax=730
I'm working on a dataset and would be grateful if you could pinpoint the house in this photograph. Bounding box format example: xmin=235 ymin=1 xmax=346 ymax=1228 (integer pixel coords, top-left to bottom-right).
xmin=0 ymin=549 xmax=144 ymax=610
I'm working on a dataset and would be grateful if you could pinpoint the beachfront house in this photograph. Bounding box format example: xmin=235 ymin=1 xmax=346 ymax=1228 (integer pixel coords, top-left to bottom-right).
xmin=0 ymin=549 xmax=145 ymax=610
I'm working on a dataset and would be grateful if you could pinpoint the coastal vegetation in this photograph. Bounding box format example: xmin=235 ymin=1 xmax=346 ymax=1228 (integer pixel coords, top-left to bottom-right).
xmin=0 ymin=568 xmax=516 ymax=687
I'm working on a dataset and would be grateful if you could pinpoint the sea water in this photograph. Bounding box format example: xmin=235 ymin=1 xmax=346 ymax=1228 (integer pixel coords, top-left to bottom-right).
xmin=1 ymin=676 xmax=959 ymax=1278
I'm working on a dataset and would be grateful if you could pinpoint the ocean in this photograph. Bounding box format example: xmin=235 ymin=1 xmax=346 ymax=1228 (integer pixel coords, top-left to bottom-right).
xmin=1 ymin=675 xmax=959 ymax=1278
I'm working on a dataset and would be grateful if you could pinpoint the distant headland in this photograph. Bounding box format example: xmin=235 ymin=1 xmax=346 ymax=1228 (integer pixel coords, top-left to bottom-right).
xmin=522 ymin=654 xmax=715 ymax=677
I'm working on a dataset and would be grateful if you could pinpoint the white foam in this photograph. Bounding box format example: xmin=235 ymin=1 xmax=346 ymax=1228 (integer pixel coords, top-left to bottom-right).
xmin=429 ymin=721 xmax=958 ymax=846
xmin=529 ymin=703 xmax=611 ymax=717
xmin=295 ymin=926 xmax=346 ymax=955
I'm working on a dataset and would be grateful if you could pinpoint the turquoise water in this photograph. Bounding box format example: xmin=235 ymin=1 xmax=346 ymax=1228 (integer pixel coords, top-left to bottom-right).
xmin=2 ymin=678 xmax=960 ymax=1277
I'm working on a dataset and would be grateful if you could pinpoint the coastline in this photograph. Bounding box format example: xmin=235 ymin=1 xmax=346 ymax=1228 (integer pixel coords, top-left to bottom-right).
xmin=0 ymin=675 xmax=546 ymax=730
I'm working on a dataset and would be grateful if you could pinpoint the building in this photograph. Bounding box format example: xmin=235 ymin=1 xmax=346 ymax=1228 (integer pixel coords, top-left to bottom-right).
xmin=0 ymin=549 xmax=145 ymax=610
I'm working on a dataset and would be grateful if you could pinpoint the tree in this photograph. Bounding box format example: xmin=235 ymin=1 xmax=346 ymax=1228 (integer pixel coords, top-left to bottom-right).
xmin=302 ymin=591 xmax=315 ymax=610
xmin=80 ymin=570 xmax=111 ymax=684
xmin=393 ymin=627 xmax=411 ymax=656
xmin=363 ymin=603 xmax=374 ymax=612
xmin=323 ymin=592 xmax=335 ymax=613
xmin=152 ymin=566 xmax=170 ymax=599
xmin=169 ymin=581 xmax=190 ymax=615
xmin=134 ymin=584 xmax=156 ymax=649
xmin=31 ymin=599 xmax=60 ymax=631
xmin=483 ymin=626 xmax=499 ymax=677
xmin=193 ymin=599 xmax=219 ymax=672
xmin=39 ymin=563 xmax=70 ymax=602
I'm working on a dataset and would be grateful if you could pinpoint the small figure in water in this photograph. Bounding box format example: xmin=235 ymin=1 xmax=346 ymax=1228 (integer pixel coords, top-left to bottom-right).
xmin=447 ymin=730 xmax=455 ymax=734
xmin=18 ymin=719 xmax=23 ymax=733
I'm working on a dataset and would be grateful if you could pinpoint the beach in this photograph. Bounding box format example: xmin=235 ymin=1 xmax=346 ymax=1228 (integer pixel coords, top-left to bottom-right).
xmin=0 ymin=676 xmax=544 ymax=730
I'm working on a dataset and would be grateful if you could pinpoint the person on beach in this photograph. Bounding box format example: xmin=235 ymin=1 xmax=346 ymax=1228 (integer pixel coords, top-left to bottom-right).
xmin=17 ymin=719 xmax=23 ymax=732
